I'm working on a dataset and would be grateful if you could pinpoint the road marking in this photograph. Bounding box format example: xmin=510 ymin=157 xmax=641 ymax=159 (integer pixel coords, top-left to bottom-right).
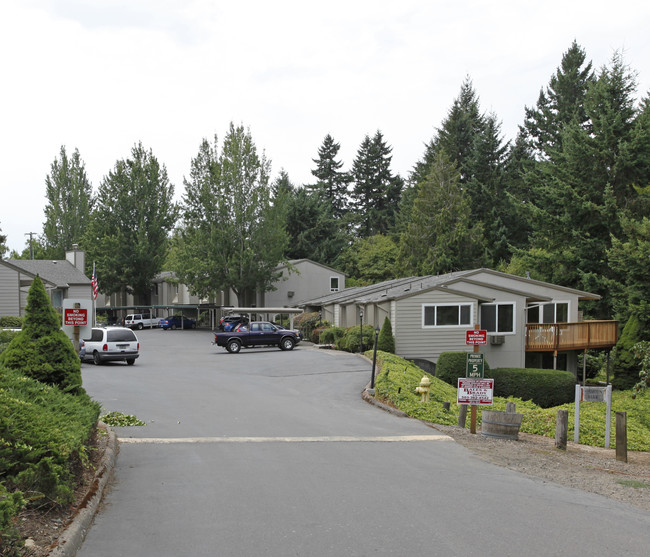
xmin=119 ymin=434 xmax=451 ymax=444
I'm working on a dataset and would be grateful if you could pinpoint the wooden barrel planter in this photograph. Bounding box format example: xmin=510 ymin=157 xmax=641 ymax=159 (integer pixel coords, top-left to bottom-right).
xmin=481 ymin=410 xmax=523 ymax=440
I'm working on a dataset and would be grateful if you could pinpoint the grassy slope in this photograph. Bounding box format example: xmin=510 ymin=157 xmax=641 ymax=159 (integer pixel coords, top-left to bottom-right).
xmin=372 ymin=352 xmax=650 ymax=452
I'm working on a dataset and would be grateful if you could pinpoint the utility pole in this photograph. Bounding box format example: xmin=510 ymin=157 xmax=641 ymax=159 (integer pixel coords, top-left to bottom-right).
xmin=24 ymin=232 xmax=38 ymax=259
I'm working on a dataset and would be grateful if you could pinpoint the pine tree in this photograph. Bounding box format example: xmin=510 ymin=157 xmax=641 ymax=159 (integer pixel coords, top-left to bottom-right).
xmin=399 ymin=152 xmax=486 ymax=275
xmin=308 ymin=134 xmax=350 ymax=219
xmin=350 ymin=131 xmax=403 ymax=238
xmin=0 ymin=276 xmax=82 ymax=393
xmin=522 ymin=40 xmax=595 ymax=161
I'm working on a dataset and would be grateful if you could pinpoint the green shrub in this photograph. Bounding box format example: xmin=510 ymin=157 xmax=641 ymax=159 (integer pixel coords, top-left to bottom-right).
xmin=0 ymin=367 xmax=100 ymax=509
xmin=435 ymin=352 xmax=491 ymax=384
xmin=319 ymin=327 xmax=346 ymax=345
xmin=377 ymin=317 xmax=395 ymax=353
xmin=613 ymin=315 xmax=644 ymax=390
xmin=489 ymin=368 xmax=575 ymax=408
xmin=0 ymin=482 xmax=25 ymax=553
xmin=294 ymin=312 xmax=320 ymax=340
xmin=336 ymin=325 xmax=376 ymax=353
xmin=0 ymin=316 xmax=23 ymax=329
xmin=0 ymin=330 xmax=20 ymax=355
xmin=0 ymin=276 xmax=82 ymax=393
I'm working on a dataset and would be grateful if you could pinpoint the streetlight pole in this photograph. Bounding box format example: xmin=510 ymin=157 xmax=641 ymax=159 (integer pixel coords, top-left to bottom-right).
xmin=359 ymin=307 xmax=364 ymax=353
xmin=370 ymin=326 xmax=380 ymax=390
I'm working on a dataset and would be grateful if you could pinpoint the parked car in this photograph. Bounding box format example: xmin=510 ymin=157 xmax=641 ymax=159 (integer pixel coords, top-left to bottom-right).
xmin=159 ymin=315 xmax=197 ymax=330
xmin=271 ymin=322 xmax=303 ymax=340
xmin=124 ymin=313 xmax=160 ymax=330
xmin=219 ymin=315 xmax=248 ymax=331
xmin=82 ymin=327 xmax=139 ymax=365
xmin=213 ymin=321 xmax=301 ymax=353
xmin=78 ymin=339 xmax=86 ymax=360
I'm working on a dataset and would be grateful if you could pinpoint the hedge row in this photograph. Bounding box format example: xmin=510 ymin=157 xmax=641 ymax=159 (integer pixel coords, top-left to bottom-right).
xmin=435 ymin=351 xmax=575 ymax=408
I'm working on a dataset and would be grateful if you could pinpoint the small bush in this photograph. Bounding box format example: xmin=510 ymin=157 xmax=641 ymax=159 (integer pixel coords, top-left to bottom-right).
xmin=336 ymin=325 xmax=376 ymax=353
xmin=0 ymin=316 xmax=23 ymax=329
xmin=435 ymin=352 xmax=491 ymax=384
xmin=294 ymin=312 xmax=320 ymax=340
xmin=319 ymin=327 xmax=346 ymax=345
xmin=0 ymin=330 xmax=20 ymax=355
xmin=377 ymin=317 xmax=395 ymax=353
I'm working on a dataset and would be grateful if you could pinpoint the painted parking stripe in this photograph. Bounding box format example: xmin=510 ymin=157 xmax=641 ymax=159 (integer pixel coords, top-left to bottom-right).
xmin=119 ymin=434 xmax=451 ymax=444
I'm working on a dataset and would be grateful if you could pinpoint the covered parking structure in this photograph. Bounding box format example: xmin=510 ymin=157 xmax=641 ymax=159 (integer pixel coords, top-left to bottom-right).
xmin=221 ymin=307 xmax=304 ymax=329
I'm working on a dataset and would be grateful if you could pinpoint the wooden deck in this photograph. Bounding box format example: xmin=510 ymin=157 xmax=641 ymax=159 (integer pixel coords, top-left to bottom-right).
xmin=525 ymin=321 xmax=618 ymax=352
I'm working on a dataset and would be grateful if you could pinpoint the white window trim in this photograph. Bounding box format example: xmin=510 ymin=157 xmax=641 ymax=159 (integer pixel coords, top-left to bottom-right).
xmin=422 ymin=303 xmax=473 ymax=328
xmin=480 ymin=301 xmax=516 ymax=335
xmin=330 ymin=276 xmax=340 ymax=293
xmin=526 ymin=301 xmax=571 ymax=324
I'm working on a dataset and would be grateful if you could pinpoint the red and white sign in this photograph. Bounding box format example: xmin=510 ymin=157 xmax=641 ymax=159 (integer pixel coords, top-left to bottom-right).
xmin=466 ymin=329 xmax=487 ymax=345
xmin=457 ymin=378 xmax=494 ymax=405
xmin=64 ymin=308 xmax=88 ymax=326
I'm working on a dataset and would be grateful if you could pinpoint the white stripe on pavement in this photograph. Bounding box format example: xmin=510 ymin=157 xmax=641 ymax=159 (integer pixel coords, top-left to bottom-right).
xmin=119 ymin=434 xmax=451 ymax=444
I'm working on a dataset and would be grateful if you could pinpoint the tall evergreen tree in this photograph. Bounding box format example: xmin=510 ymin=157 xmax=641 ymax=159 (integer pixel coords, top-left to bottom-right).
xmin=174 ymin=124 xmax=287 ymax=305
xmin=350 ymin=131 xmax=403 ymax=238
xmin=522 ymin=40 xmax=595 ymax=161
xmin=399 ymin=152 xmax=486 ymax=276
xmin=84 ymin=143 xmax=178 ymax=302
xmin=42 ymin=147 xmax=94 ymax=259
xmin=513 ymin=50 xmax=645 ymax=318
xmin=411 ymin=77 xmax=486 ymax=186
xmin=308 ymin=134 xmax=350 ymax=219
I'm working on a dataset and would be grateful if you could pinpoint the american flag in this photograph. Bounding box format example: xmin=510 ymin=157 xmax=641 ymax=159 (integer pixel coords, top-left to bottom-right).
xmin=91 ymin=263 xmax=98 ymax=300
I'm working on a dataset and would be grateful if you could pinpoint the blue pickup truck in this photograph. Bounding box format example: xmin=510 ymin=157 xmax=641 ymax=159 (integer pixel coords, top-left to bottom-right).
xmin=213 ymin=321 xmax=301 ymax=353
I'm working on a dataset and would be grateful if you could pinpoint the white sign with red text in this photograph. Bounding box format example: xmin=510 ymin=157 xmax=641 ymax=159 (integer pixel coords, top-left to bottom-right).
xmin=457 ymin=378 xmax=494 ymax=405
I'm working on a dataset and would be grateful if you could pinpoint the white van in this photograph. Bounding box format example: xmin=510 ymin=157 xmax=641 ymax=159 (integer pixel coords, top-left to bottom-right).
xmin=124 ymin=313 xmax=160 ymax=330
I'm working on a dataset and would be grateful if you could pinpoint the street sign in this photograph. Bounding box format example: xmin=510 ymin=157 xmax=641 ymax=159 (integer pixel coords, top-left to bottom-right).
xmin=466 ymin=329 xmax=487 ymax=345
xmin=64 ymin=308 xmax=88 ymax=326
xmin=457 ymin=378 xmax=494 ymax=405
xmin=466 ymin=353 xmax=484 ymax=378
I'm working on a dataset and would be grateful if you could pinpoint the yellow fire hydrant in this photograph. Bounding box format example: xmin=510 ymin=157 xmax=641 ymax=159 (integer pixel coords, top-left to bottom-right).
xmin=415 ymin=376 xmax=431 ymax=402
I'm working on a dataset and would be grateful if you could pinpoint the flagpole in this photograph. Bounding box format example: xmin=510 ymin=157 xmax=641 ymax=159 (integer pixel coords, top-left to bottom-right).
xmin=92 ymin=262 xmax=97 ymax=326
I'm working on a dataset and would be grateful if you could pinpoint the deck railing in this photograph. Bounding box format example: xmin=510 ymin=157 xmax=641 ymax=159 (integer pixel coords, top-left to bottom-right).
xmin=525 ymin=321 xmax=618 ymax=352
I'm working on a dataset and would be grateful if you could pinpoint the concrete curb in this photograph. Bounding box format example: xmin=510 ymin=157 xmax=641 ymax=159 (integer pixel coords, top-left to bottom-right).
xmin=50 ymin=424 xmax=118 ymax=557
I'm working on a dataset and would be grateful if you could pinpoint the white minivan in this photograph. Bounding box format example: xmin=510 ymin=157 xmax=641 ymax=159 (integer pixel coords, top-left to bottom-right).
xmin=124 ymin=313 xmax=159 ymax=330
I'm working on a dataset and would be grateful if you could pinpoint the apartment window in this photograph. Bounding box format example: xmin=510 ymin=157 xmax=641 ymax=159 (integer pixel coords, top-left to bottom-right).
xmin=423 ymin=304 xmax=471 ymax=327
xmin=330 ymin=277 xmax=340 ymax=292
xmin=527 ymin=302 xmax=569 ymax=323
xmin=481 ymin=303 xmax=515 ymax=334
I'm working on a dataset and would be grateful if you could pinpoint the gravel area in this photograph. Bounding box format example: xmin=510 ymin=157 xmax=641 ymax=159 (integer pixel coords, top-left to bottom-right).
xmin=429 ymin=422 xmax=650 ymax=512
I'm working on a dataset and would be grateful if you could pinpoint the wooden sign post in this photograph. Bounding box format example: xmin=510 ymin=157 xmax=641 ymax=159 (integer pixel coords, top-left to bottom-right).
xmin=465 ymin=325 xmax=487 ymax=434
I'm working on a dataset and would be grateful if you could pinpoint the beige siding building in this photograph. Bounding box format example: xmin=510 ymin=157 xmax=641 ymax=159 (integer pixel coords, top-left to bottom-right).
xmin=301 ymin=269 xmax=618 ymax=375
xmin=0 ymin=248 xmax=92 ymax=316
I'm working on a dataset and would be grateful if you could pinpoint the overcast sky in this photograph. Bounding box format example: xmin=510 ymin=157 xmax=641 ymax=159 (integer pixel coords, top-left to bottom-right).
xmin=1 ymin=0 xmax=649 ymax=254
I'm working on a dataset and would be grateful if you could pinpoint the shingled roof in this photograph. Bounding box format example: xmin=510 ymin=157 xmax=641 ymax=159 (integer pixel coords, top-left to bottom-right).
xmin=6 ymin=259 xmax=90 ymax=287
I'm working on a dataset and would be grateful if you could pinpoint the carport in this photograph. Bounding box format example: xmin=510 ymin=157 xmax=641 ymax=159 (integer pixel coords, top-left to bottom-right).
xmin=222 ymin=307 xmax=304 ymax=329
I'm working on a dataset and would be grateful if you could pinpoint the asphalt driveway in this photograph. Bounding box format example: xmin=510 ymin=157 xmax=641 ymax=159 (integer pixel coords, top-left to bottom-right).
xmin=78 ymin=329 xmax=650 ymax=556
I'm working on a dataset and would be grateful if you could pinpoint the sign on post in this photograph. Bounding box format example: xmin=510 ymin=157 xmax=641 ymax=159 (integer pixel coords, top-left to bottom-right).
xmin=457 ymin=378 xmax=494 ymax=406
xmin=574 ymin=384 xmax=612 ymax=448
xmin=466 ymin=353 xmax=484 ymax=378
xmin=64 ymin=308 xmax=88 ymax=326
xmin=466 ymin=329 xmax=487 ymax=345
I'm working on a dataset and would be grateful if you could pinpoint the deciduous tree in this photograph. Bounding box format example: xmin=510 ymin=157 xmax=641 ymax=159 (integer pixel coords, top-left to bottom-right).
xmin=84 ymin=143 xmax=178 ymax=302
xmin=42 ymin=147 xmax=94 ymax=259
xmin=174 ymin=124 xmax=287 ymax=305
